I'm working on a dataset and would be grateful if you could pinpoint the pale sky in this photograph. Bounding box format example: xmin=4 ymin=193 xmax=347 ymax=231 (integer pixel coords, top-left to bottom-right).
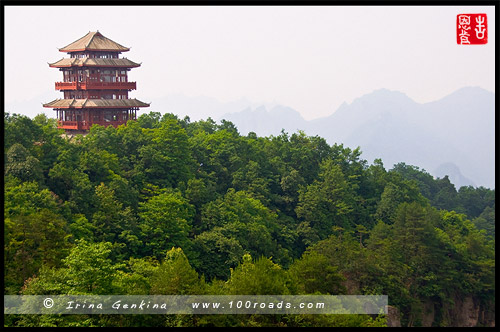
xmin=4 ymin=5 xmax=496 ymax=120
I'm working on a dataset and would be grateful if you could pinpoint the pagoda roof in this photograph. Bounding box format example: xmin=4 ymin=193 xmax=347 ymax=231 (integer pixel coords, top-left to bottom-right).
xmin=59 ymin=31 xmax=130 ymax=53
xmin=43 ymin=98 xmax=150 ymax=109
xmin=49 ymin=58 xmax=140 ymax=68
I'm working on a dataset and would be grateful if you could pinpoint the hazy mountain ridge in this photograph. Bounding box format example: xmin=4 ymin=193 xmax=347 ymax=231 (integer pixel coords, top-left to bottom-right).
xmin=6 ymin=87 xmax=494 ymax=189
xmin=219 ymin=87 xmax=495 ymax=189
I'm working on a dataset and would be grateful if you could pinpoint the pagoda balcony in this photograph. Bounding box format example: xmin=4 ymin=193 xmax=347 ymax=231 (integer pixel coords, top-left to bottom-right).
xmin=58 ymin=120 xmax=129 ymax=130
xmin=57 ymin=120 xmax=79 ymax=130
xmin=55 ymin=81 xmax=137 ymax=91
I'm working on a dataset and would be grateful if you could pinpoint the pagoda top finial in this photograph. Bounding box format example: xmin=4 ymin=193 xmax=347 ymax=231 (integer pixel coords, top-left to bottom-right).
xmin=59 ymin=31 xmax=130 ymax=53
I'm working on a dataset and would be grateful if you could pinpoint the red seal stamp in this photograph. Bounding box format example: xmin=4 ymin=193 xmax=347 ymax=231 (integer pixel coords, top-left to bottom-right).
xmin=457 ymin=14 xmax=488 ymax=45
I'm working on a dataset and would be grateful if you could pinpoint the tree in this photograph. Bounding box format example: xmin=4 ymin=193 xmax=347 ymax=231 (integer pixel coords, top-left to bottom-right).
xmin=185 ymin=177 xmax=217 ymax=233
xmin=114 ymin=257 xmax=160 ymax=295
xmin=456 ymin=186 xmax=495 ymax=219
xmin=31 ymin=114 xmax=67 ymax=179
xmin=63 ymin=240 xmax=125 ymax=294
xmin=232 ymin=160 xmax=271 ymax=205
xmin=138 ymin=190 xmax=195 ymax=258
xmin=198 ymin=189 xmax=284 ymax=265
xmin=91 ymin=183 xmax=139 ymax=257
xmin=79 ymin=147 xmax=121 ymax=185
xmin=137 ymin=118 xmax=195 ymax=188
xmin=5 ymin=209 xmax=70 ymax=294
xmin=137 ymin=111 xmax=162 ymax=129
xmin=22 ymin=240 xmax=124 ymax=295
xmin=432 ymin=176 xmax=458 ymax=211
xmin=4 ymin=113 xmax=43 ymax=152
xmin=289 ymin=251 xmax=346 ymax=295
xmin=3 ymin=177 xmax=73 ymax=274
xmin=5 ymin=143 xmax=43 ymax=183
xmin=189 ymin=129 xmax=244 ymax=193
xmin=296 ymin=159 xmax=356 ymax=243
xmin=191 ymin=229 xmax=244 ymax=281
xmin=150 ymin=247 xmax=204 ymax=295
xmin=375 ymin=176 xmax=427 ymax=223
xmin=391 ymin=163 xmax=438 ymax=201
xmin=201 ymin=189 xmax=278 ymax=231
xmin=472 ymin=206 xmax=495 ymax=238
xmin=225 ymin=254 xmax=291 ymax=295
xmin=279 ymin=167 xmax=306 ymax=217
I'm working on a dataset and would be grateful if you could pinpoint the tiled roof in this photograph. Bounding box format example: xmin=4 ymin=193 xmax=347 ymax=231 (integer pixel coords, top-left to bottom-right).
xmin=59 ymin=31 xmax=130 ymax=52
xmin=49 ymin=57 xmax=140 ymax=68
xmin=43 ymin=98 xmax=150 ymax=108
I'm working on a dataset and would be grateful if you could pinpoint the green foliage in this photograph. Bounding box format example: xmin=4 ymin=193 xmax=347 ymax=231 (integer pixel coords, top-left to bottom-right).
xmin=225 ymin=254 xmax=291 ymax=295
xmin=138 ymin=189 xmax=195 ymax=258
xmin=472 ymin=205 xmax=495 ymax=238
xmin=192 ymin=228 xmax=244 ymax=280
xmin=91 ymin=183 xmax=139 ymax=258
xmin=4 ymin=112 xmax=494 ymax=327
xmin=114 ymin=257 xmax=160 ymax=295
xmin=289 ymin=251 xmax=346 ymax=295
xmin=296 ymin=159 xmax=356 ymax=243
xmin=432 ymin=176 xmax=459 ymax=211
xmin=4 ymin=112 xmax=43 ymax=152
xmin=5 ymin=143 xmax=44 ymax=183
xmin=5 ymin=209 xmax=71 ymax=294
xmin=22 ymin=240 xmax=124 ymax=295
xmin=150 ymin=247 xmax=205 ymax=295
xmin=138 ymin=118 xmax=195 ymax=187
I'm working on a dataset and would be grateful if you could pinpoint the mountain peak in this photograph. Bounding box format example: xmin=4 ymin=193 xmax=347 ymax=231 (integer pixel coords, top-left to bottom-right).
xmin=356 ymin=88 xmax=414 ymax=104
xmin=442 ymin=86 xmax=494 ymax=101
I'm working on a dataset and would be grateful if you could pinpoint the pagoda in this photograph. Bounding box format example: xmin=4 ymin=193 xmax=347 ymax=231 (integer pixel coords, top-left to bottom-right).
xmin=44 ymin=31 xmax=149 ymax=132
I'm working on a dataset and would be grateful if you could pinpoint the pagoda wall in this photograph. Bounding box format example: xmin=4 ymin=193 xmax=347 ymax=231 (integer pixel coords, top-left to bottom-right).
xmin=56 ymin=108 xmax=137 ymax=131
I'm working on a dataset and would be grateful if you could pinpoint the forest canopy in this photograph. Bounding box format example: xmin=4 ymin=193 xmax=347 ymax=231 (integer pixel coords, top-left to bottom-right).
xmin=4 ymin=112 xmax=495 ymax=327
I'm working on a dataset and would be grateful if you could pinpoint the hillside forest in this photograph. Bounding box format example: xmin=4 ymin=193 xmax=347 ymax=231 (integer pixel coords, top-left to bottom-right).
xmin=4 ymin=112 xmax=495 ymax=327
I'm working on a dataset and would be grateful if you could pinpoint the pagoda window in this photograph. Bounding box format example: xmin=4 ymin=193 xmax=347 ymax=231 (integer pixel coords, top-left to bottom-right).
xmin=104 ymin=111 xmax=112 ymax=121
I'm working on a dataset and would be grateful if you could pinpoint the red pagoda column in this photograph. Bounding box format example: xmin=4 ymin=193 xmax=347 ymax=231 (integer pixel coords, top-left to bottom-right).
xmin=44 ymin=31 xmax=149 ymax=133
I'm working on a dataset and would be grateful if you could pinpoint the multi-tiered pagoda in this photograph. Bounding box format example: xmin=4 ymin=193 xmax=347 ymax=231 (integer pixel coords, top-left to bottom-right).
xmin=44 ymin=31 xmax=149 ymax=133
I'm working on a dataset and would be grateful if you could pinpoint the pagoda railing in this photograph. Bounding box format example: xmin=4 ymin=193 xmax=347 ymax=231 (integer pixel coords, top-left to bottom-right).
xmin=87 ymin=120 xmax=128 ymax=128
xmin=55 ymin=81 xmax=136 ymax=90
xmin=58 ymin=120 xmax=129 ymax=130
xmin=57 ymin=120 xmax=79 ymax=130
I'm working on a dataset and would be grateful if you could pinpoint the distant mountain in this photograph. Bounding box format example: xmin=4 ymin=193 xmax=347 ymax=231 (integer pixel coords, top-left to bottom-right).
xmin=147 ymin=94 xmax=280 ymax=122
xmin=220 ymin=105 xmax=308 ymax=137
xmin=7 ymin=87 xmax=494 ymax=189
xmin=434 ymin=162 xmax=476 ymax=188
xmin=218 ymin=87 xmax=495 ymax=189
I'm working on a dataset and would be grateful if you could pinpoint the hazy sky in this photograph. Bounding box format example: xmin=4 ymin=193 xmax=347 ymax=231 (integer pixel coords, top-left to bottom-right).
xmin=4 ymin=5 xmax=495 ymax=120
